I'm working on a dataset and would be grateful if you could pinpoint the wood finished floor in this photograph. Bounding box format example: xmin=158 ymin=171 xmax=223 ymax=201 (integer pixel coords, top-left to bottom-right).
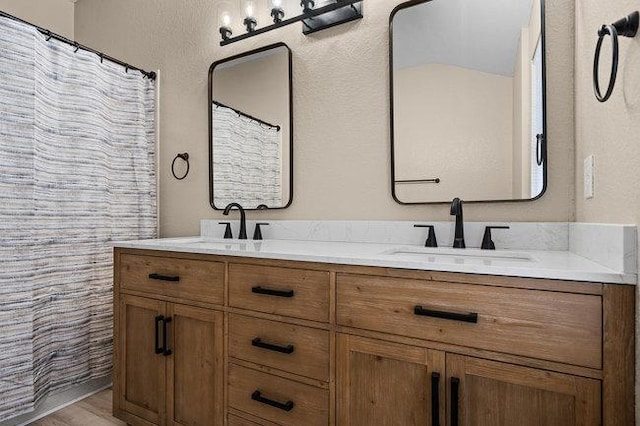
xmin=30 ymin=389 xmax=126 ymax=426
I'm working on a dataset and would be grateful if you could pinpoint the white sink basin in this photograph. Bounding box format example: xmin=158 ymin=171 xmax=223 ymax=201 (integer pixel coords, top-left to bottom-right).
xmin=384 ymin=247 xmax=534 ymax=266
xmin=164 ymin=237 xmax=250 ymax=250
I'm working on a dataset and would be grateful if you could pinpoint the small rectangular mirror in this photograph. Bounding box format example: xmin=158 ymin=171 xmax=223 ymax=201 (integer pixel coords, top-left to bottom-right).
xmin=390 ymin=0 xmax=546 ymax=204
xmin=209 ymin=43 xmax=293 ymax=210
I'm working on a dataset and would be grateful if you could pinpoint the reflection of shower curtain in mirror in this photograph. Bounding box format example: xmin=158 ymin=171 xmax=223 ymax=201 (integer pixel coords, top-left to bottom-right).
xmin=0 ymin=16 xmax=156 ymax=422
xmin=213 ymin=105 xmax=282 ymax=208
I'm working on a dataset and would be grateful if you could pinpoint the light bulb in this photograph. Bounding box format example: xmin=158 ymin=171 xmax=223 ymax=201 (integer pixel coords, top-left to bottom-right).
xmin=272 ymin=0 xmax=282 ymax=7
xmin=245 ymin=1 xmax=255 ymax=18
xmin=242 ymin=0 xmax=258 ymax=32
xmin=217 ymin=1 xmax=234 ymax=41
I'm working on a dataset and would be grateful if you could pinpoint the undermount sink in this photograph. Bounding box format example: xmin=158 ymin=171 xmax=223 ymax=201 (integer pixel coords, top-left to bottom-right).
xmin=164 ymin=237 xmax=249 ymax=249
xmin=384 ymin=247 xmax=535 ymax=265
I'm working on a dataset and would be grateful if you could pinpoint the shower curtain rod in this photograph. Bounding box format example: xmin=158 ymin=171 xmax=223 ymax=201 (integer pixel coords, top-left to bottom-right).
xmin=213 ymin=100 xmax=281 ymax=131
xmin=0 ymin=10 xmax=156 ymax=80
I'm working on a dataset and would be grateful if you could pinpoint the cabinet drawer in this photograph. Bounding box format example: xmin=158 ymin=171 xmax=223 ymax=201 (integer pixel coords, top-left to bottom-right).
xmin=229 ymin=264 xmax=330 ymax=322
xmin=337 ymin=274 xmax=602 ymax=369
xmin=228 ymin=364 xmax=329 ymax=426
xmin=228 ymin=414 xmax=263 ymax=426
xmin=229 ymin=314 xmax=330 ymax=382
xmin=119 ymin=253 xmax=224 ymax=304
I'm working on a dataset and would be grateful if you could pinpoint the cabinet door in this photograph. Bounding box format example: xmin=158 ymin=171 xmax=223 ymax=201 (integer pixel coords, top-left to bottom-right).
xmin=337 ymin=334 xmax=445 ymax=425
xmin=166 ymin=303 xmax=224 ymax=426
xmin=446 ymin=354 xmax=601 ymax=426
xmin=117 ymin=294 xmax=167 ymax=424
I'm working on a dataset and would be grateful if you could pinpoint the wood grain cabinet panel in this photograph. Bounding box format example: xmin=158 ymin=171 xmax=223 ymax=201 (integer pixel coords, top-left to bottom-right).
xmin=166 ymin=304 xmax=223 ymax=426
xmin=336 ymin=334 xmax=445 ymax=426
xmin=228 ymin=363 xmax=329 ymax=426
xmin=119 ymin=253 xmax=224 ymax=305
xmin=228 ymin=263 xmax=330 ymax=322
xmin=336 ymin=273 xmax=602 ymax=369
xmin=446 ymin=354 xmax=601 ymax=426
xmin=228 ymin=313 xmax=330 ymax=381
xmin=117 ymin=295 xmax=166 ymax=425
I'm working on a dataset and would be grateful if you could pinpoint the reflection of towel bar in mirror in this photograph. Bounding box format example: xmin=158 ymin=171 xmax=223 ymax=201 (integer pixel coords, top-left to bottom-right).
xmin=213 ymin=100 xmax=281 ymax=131
xmin=395 ymin=178 xmax=441 ymax=184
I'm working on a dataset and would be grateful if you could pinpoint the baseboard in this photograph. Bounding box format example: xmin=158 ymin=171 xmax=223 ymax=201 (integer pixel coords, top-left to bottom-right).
xmin=0 ymin=376 xmax=112 ymax=426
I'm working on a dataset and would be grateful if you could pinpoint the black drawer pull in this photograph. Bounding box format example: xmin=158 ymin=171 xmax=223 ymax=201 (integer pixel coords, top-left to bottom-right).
xmin=414 ymin=306 xmax=478 ymax=324
xmin=251 ymin=286 xmax=294 ymax=298
xmin=154 ymin=315 xmax=164 ymax=355
xmin=451 ymin=377 xmax=460 ymax=426
xmin=431 ymin=372 xmax=440 ymax=426
xmin=162 ymin=317 xmax=172 ymax=356
xmin=252 ymin=337 xmax=295 ymax=354
xmin=149 ymin=273 xmax=180 ymax=282
xmin=251 ymin=390 xmax=294 ymax=412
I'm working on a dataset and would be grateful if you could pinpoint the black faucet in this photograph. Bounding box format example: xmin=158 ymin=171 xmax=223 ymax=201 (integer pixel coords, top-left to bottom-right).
xmin=450 ymin=198 xmax=465 ymax=249
xmin=223 ymin=203 xmax=247 ymax=239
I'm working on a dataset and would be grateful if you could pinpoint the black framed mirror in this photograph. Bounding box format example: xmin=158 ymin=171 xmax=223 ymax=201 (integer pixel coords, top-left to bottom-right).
xmin=390 ymin=0 xmax=547 ymax=204
xmin=209 ymin=42 xmax=293 ymax=210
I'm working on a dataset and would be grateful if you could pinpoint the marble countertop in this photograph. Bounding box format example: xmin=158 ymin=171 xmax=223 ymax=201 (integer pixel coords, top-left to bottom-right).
xmin=112 ymin=237 xmax=636 ymax=285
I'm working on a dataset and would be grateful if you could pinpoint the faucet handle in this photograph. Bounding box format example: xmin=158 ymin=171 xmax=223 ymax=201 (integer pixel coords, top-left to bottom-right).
xmin=481 ymin=226 xmax=510 ymax=250
xmin=218 ymin=222 xmax=233 ymax=239
xmin=414 ymin=224 xmax=438 ymax=248
xmin=253 ymin=223 xmax=270 ymax=241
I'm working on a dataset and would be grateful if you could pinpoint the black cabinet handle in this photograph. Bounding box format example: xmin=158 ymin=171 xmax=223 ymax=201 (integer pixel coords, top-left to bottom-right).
xmin=414 ymin=306 xmax=478 ymax=324
xmin=251 ymin=390 xmax=294 ymax=412
xmin=162 ymin=317 xmax=172 ymax=356
xmin=451 ymin=377 xmax=460 ymax=426
xmin=252 ymin=337 xmax=295 ymax=354
xmin=154 ymin=315 xmax=164 ymax=355
xmin=431 ymin=372 xmax=440 ymax=426
xmin=149 ymin=273 xmax=180 ymax=282
xmin=251 ymin=286 xmax=294 ymax=298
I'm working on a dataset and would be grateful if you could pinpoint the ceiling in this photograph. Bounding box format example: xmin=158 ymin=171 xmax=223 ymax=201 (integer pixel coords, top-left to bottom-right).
xmin=393 ymin=0 xmax=535 ymax=77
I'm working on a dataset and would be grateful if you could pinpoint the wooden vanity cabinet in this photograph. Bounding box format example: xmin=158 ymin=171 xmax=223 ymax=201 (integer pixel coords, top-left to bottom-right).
xmin=336 ymin=334 xmax=445 ymax=425
xmin=114 ymin=249 xmax=634 ymax=426
xmin=113 ymin=251 xmax=224 ymax=426
xmin=446 ymin=354 xmax=601 ymax=426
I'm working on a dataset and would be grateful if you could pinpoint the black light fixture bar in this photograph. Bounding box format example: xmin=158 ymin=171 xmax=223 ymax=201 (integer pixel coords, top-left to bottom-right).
xmin=220 ymin=0 xmax=363 ymax=46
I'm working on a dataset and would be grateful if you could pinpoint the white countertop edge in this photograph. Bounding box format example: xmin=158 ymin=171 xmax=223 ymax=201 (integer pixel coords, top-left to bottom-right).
xmin=111 ymin=238 xmax=636 ymax=285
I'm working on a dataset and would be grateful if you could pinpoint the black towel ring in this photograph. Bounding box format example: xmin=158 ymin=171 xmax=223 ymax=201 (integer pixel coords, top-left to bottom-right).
xmin=593 ymin=11 xmax=639 ymax=103
xmin=171 ymin=153 xmax=190 ymax=180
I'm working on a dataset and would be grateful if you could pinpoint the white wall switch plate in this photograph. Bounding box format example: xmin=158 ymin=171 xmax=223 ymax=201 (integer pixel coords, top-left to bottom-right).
xmin=584 ymin=155 xmax=594 ymax=199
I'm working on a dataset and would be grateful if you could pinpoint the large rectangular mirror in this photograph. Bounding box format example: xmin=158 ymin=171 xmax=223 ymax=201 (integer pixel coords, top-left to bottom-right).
xmin=209 ymin=43 xmax=292 ymax=210
xmin=390 ymin=0 xmax=546 ymax=204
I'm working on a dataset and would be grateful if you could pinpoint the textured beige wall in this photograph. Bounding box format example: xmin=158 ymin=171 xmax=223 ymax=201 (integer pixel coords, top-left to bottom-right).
xmin=574 ymin=1 xmax=640 ymax=419
xmin=0 ymin=0 xmax=74 ymax=39
xmin=75 ymin=0 xmax=575 ymax=238
xmin=394 ymin=64 xmax=514 ymax=202
xmin=575 ymin=0 xmax=640 ymax=226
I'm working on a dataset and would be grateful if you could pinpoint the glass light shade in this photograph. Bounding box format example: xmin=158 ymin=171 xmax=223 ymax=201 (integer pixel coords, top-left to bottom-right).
xmin=217 ymin=2 xmax=234 ymax=27
xmin=243 ymin=0 xmax=256 ymax=18
xmin=271 ymin=0 xmax=282 ymax=7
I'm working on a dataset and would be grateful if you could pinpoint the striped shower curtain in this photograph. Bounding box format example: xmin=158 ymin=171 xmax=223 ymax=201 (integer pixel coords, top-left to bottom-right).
xmin=213 ymin=104 xmax=282 ymax=208
xmin=0 ymin=16 xmax=156 ymax=421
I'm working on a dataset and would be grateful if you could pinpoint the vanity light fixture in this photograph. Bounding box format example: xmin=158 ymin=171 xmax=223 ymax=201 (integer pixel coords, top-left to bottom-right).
xmin=300 ymin=0 xmax=315 ymax=14
xmin=243 ymin=0 xmax=258 ymax=32
xmin=218 ymin=0 xmax=363 ymax=46
xmin=218 ymin=2 xmax=234 ymax=41
xmin=271 ymin=0 xmax=285 ymax=23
